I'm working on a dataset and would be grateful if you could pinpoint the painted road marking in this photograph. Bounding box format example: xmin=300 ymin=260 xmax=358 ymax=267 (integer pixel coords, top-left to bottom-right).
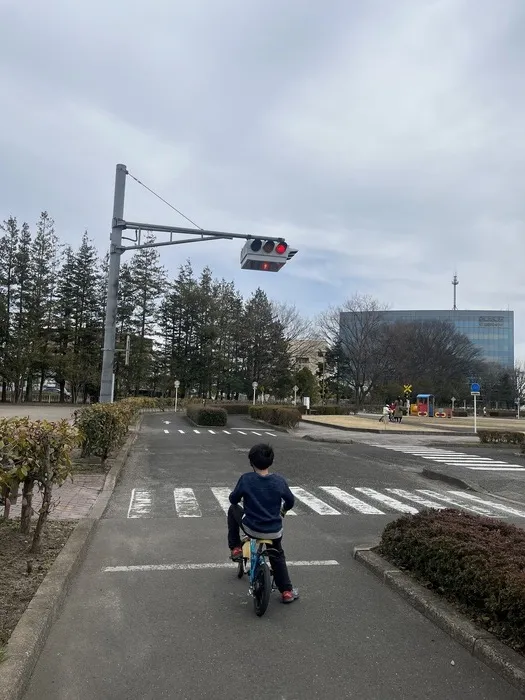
xmin=208 ymin=430 xmax=216 ymax=434
xmin=178 ymin=430 xmax=185 ymax=434
xmin=251 ymin=431 xmax=262 ymax=436
xmin=103 ymin=560 xmax=340 ymax=573
xmin=319 ymin=486 xmax=384 ymax=514
xmin=223 ymin=430 xmax=231 ymax=434
xmin=354 ymin=488 xmax=418 ymax=514
xmin=211 ymin=487 xmax=232 ymax=514
xmin=193 ymin=429 xmax=200 ymax=434
xmin=386 ymin=488 xmax=446 ymax=510
xmin=448 ymin=491 xmax=525 ymax=517
xmin=127 ymin=489 xmax=153 ymax=518
xmin=417 ymin=490 xmax=497 ymax=517
xmin=466 ymin=467 xmax=525 ymax=471
xmin=368 ymin=443 xmax=525 ymax=471
xmin=237 ymin=430 xmax=247 ymax=435
xmin=265 ymin=432 xmax=276 ymax=437
xmin=163 ymin=429 xmax=169 ymax=434
xmin=290 ymin=487 xmax=340 ymax=515
xmin=173 ymin=488 xmax=202 ymax=517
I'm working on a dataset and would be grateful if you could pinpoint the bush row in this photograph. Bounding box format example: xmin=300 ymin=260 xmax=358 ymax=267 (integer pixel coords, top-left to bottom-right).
xmin=294 ymin=405 xmax=349 ymax=416
xmin=0 ymin=416 xmax=78 ymax=550
xmin=379 ymin=508 xmax=525 ymax=653
xmin=186 ymin=405 xmax=228 ymax=426
xmin=477 ymin=429 xmax=525 ymax=445
xmin=74 ymin=397 xmax=148 ymax=462
xmin=248 ymin=405 xmax=301 ymax=428
xmin=489 ymin=410 xmax=520 ymax=417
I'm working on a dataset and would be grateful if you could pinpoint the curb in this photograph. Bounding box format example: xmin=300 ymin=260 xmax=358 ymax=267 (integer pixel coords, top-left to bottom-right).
xmin=0 ymin=417 xmax=141 ymax=700
xmin=299 ymin=418 xmax=453 ymax=436
xmin=353 ymin=545 xmax=525 ymax=694
xmin=421 ymin=468 xmax=475 ymax=491
xmin=301 ymin=435 xmax=354 ymax=444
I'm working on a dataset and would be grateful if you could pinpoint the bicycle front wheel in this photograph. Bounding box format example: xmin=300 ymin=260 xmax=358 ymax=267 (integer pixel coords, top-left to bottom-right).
xmin=253 ymin=561 xmax=271 ymax=617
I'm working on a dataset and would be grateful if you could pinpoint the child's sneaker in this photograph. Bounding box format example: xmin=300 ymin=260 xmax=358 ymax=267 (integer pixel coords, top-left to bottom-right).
xmin=281 ymin=589 xmax=299 ymax=604
xmin=230 ymin=546 xmax=242 ymax=562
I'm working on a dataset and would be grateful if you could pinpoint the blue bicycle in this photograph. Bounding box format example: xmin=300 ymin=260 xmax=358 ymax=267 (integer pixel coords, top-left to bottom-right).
xmin=237 ymin=534 xmax=277 ymax=616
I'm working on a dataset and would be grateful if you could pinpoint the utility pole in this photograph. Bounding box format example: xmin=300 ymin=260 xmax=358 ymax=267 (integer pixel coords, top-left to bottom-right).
xmin=99 ymin=164 xmax=297 ymax=403
xmin=452 ymin=272 xmax=459 ymax=311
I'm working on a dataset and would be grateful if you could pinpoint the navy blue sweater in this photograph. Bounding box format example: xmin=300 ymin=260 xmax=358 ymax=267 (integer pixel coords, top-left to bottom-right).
xmin=229 ymin=472 xmax=295 ymax=535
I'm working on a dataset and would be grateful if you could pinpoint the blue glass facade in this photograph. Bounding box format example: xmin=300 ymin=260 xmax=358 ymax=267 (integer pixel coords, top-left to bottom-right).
xmin=370 ymin=310 xmax=514 ymax=368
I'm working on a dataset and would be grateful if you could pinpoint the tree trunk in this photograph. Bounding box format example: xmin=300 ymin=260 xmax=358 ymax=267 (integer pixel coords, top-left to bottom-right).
xmin=1 ymin=381 xmax=6 ymax=402
xmin=59 ymin=378 xmax=66 ymax=403
xmin=38 ymin=370 xmax=45 ymax=402
xmin=20 ymin=478 xmax=34 ymax=534
xmin=25 ymin=375 xmax=33 ymax=402
xmin=1 ymin=484 xmax=10 ymax=519
xmin=31 ymin=481 xmax=52 ymax=554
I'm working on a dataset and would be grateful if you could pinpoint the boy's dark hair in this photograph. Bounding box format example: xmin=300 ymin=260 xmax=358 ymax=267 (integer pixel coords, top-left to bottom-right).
xmin=248 ymin=443 xmax=274 ymax=470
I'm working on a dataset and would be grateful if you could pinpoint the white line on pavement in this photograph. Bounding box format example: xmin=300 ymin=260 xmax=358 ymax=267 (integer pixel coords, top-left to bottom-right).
xmin=319 ymin=486 xmax=384 ymax=514
xmin=354 ymin=488 xmax=418 ymax=514
xmin=193 ymin=429 xmax=200 ymax=434
xmin=251 ymin=431 xmax=262 ymax=436
xmin=447 ymin=491 xmax=525 ymax=517
xmin=386 ymin=488 xmax=446 ymax=510
xmin=265 ymin=432 xmax=276 ymax=437
xmin=466 ymin=467 xmax=525 ymax=471
xmin=208 ymin=430 xmax=216 ymax=434
xmin=223 ymin=430 xmax=231 ymax=434
xmin=290 ymin=487 xmax=340 ymax=515
xmin=174 ymin=488 xmax=202 ymax=517
xmin=236 ymin=430 xmax=246 ymax=435
xmin=164 ymin=429 xmax=169 ymax=434
xmin=417 ymin=490 xmax=497 ymax=517
xmin=103 ymin=560 xmax=340 ymax=573
xmin=211 ymin=487 xmax=232 ymax=514
xmin=127 ymin=489 xmax=153 ymax=518
xmin=178 ymin=430 xmax=185 ymax=434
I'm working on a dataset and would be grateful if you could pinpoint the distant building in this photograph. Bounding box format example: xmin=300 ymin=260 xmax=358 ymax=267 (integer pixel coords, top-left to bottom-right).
xmin=289 ymin=339 xmax=328 ymax=375
xmin=340 ymin=309 xmax=514 ymax=369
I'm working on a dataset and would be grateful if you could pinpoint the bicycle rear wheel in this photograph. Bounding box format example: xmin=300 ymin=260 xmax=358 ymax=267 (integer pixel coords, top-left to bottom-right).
xmin=253 ymin=561 xmax=271 ymax=617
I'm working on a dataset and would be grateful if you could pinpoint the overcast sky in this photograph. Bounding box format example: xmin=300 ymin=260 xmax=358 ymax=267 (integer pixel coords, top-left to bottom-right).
xmin=1 ymin=0 xmax=524 ymax=357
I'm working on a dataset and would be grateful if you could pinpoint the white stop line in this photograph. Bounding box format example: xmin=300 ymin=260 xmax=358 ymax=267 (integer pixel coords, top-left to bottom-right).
xmin=103 ymin=560 xmax=339 ymax=573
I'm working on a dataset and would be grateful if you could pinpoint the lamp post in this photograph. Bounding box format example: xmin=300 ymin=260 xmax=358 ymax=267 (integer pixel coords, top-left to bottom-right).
xmin=174 ymin=380 xmax=180 ymax=413
xmin=252 ymin=381 xmax=258 ymax=405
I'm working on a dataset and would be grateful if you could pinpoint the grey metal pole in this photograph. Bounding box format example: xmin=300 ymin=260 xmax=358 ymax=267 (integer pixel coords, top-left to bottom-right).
xmin=100 ymin=164 xmax=127 ymax=403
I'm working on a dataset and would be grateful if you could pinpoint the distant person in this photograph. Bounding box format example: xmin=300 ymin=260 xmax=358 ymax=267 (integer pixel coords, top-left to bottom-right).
xmin=226 ymin=443 xmax=298 ymax=604
xmin=379 ymin=402 xmax=391 ymax=422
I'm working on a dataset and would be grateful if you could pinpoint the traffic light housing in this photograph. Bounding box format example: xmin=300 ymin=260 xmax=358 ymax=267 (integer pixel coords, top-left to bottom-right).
xmin=240 ymin=238 xmax=296 ymax=272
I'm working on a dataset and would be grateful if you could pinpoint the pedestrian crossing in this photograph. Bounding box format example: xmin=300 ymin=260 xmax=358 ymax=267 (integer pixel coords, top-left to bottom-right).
xmin=366 ymin=444 xmax=525 ymax=471
xmin=126 ymin=484 xmax=525 ymax=519
xmin=160 ymin=428 xmax=277 ymax=438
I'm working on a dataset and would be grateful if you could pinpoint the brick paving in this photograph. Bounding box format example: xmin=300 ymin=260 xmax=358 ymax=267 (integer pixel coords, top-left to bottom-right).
xmin=6 ymin=474 xmax=106 ymax=520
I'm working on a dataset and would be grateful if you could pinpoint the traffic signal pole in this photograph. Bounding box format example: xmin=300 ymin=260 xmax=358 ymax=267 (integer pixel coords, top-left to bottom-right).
xmin=99 ymin=164 xmax=293 ymax=403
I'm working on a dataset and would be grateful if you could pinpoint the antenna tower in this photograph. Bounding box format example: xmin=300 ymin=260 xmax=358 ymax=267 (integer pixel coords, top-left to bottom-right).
xmin=452 ymin=273 xmax=459 ymax=310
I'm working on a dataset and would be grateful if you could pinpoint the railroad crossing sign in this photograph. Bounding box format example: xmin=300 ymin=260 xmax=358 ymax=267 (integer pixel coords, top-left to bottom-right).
xmin=403 ymin=384 xmax=412 ymax=395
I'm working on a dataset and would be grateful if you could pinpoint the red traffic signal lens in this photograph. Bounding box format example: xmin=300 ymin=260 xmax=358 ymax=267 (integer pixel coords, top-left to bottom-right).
xmin=275 ymin=242 xmax=288 ymax=255
xmin=263 ymin=240 xmax=274 ymax=253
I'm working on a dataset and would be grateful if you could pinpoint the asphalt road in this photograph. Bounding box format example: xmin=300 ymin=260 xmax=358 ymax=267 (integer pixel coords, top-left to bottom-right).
xmin=23 ymin=414 xmax=524 ymax=699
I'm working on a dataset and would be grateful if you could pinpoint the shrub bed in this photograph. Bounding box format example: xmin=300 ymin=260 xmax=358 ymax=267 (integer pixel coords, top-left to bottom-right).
xmin=379 ymin=509 xmax=525 ymax=653
xmin=213 ymin=402 xmax=251 ymax=415
xmin=452 ymin=409 xmax=468 ymax=417
xmin=186 ymin=405 xmax=227 ymax=426
xmin=478 ymin=429 xmax=525 ymax=445
xmin=249 ymin=405 xmax=301 ymax=429
xmin=74 ymin=399 xmax=141 ymax=462
xmin=489 ymin=410 xmax=518 ymax=418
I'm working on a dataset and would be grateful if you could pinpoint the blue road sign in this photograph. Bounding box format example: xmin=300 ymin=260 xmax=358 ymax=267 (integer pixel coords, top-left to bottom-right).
xmin=471 ymin=382 xmax=480 ymax=393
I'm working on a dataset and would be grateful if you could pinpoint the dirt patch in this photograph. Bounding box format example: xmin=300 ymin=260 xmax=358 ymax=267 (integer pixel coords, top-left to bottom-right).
xmin=0 ymin=519 xmax=75 ymax=650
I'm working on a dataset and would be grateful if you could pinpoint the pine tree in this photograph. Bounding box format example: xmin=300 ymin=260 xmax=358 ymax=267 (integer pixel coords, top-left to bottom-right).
xmin=0 ymin=217 xmax=20 ymax=401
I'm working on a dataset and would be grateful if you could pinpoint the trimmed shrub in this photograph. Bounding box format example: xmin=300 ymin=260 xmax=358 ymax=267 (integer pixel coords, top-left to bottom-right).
xmin=249 ymin=405 xmax=301 ymax=429
xmin=489 ymin=410 xmax=518 ymax=418
xmin=186 ymin=405 xmax=227 ymax=426
xmin=75 ymin=400 xmax=139 ymax=462
xmin=478 ymin=429 xmax=525 ymax=445
xmin=379 ymin=509 xmax=525 ymax=653
xmin=452 ymin=410 xmax=468 ymax=417
xmin=214 ymin=403 xmax=251 ymax=415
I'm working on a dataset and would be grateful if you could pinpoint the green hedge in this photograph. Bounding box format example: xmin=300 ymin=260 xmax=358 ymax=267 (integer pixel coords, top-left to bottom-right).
xmin=489 ymin=410 xmax=518 ymax=418
xmin=75 ymin=400 xmax=139 ymax=462
xmin=478 ymin=429 xmax=525 ymax=445
xmin=452 ymin=410 xmax=468 ymax=417
xmin=295 ymin=405 xmax=353 ymax=416
xmin=213 ymin=402 xmax=251 ymax=415
xmin=249 ymin=405 xmax=301 ymax=429
xmin=379 ymin=509 xmax=525 ymax=653
xmin=186 ymin=405 xmax=227 ymax=426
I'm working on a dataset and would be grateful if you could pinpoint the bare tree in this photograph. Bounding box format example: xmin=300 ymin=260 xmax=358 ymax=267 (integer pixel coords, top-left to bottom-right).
xmin=271 ymin=301 xmax=316 ymax=370
xmin=317 ymin=294 xmax=390 ymax=408
xmin=514 ymin=360 xmax=525 ymax=405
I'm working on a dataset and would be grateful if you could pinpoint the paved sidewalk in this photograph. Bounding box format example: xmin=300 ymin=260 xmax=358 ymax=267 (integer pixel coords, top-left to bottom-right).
xmin=6 ymin=474 xmax=105 ymax=520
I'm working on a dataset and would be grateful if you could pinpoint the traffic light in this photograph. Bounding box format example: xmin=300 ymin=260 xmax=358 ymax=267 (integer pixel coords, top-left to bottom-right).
xmin=240 ymin=238 xmax=296 ymax=272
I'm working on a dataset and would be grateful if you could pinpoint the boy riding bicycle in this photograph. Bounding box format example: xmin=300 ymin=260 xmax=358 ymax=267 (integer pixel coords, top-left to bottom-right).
xmin=227 ymin=443 xmax=297 ymax=604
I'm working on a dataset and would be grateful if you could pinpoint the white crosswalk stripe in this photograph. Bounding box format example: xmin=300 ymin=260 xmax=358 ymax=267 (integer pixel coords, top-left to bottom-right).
xmin=162 ymin=425 xmax=278 ymax=438
xmin=125 ymin=484 xmax=525 ymax=520
xmin=366 ymin=443 xmax=525 ymax=471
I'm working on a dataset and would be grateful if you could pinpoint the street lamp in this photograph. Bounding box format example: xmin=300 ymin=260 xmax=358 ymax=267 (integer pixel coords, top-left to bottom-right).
xmin=174 ymin=380 xmax=180 ymax=413
xmin=252 ymin=381 xmax=258 ymax=406
xmin=293 ymin=384 xmax=299 ymax=405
